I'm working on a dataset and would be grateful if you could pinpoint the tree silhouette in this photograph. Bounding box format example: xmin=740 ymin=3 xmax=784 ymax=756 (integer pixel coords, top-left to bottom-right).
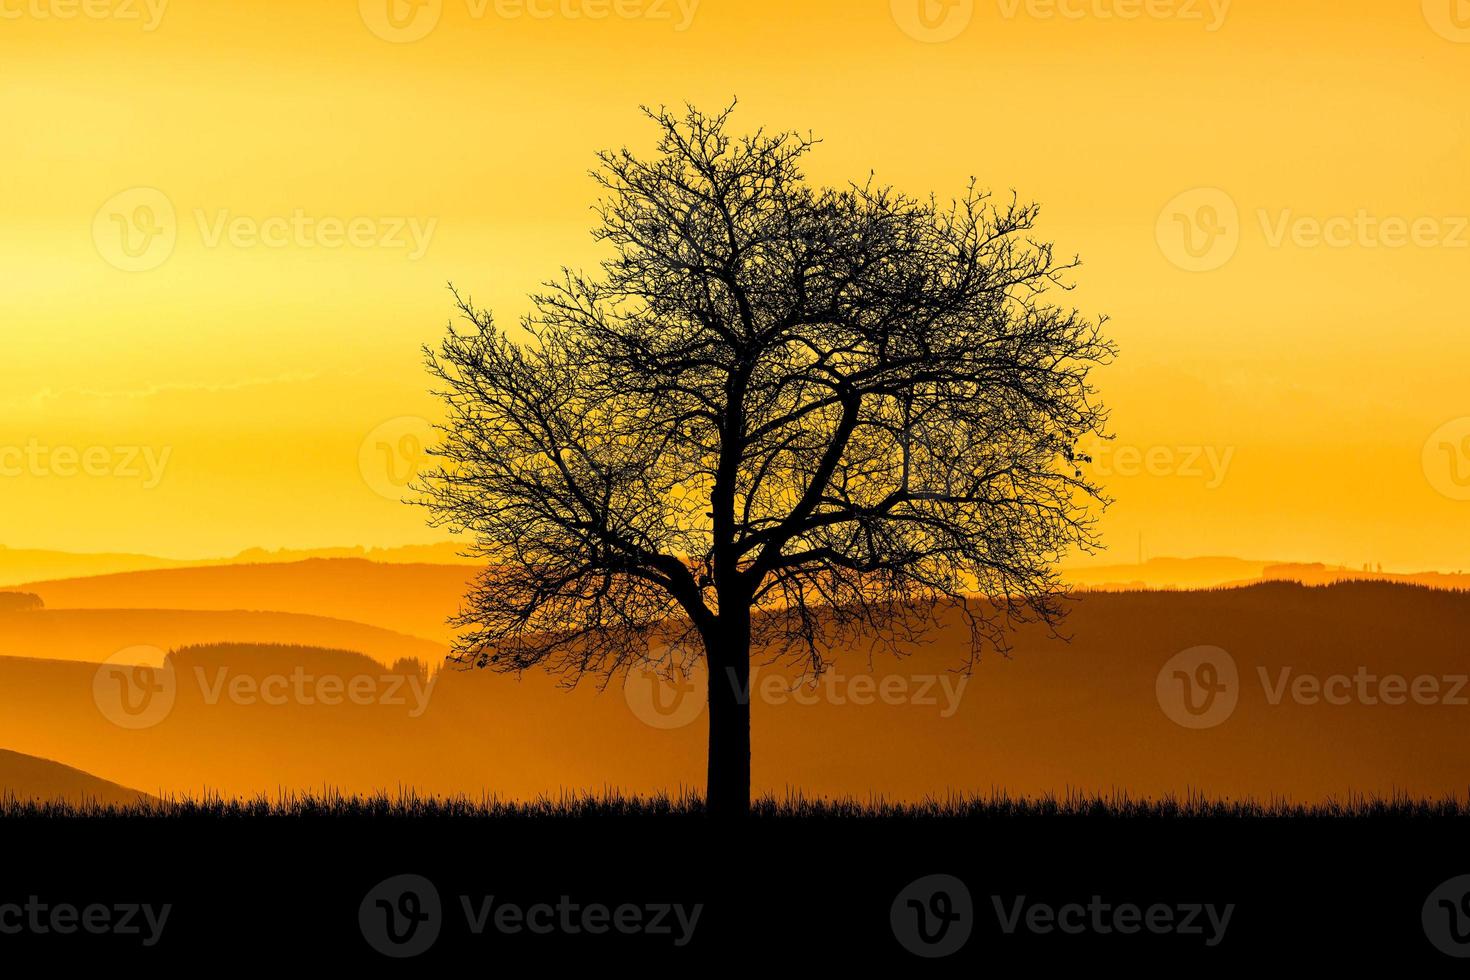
xmin=421 ymin=104 xmax=1113 ymax=816
xmin=0 ymin=592 xmax=43 ymax=613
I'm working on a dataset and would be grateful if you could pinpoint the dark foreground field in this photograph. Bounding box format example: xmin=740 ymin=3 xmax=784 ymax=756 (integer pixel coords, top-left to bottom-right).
xmin=5 ymin=794 xmax=1469 ymax=968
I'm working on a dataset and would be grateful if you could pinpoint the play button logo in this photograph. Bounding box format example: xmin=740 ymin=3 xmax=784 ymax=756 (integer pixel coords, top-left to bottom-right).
xmin=1424 ymin=0 xmax=1470 ymax=41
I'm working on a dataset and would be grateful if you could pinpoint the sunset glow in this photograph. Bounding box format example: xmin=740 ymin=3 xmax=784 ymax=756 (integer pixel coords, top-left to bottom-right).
xmin=3 ymin=0 xmax=1466 ymax=569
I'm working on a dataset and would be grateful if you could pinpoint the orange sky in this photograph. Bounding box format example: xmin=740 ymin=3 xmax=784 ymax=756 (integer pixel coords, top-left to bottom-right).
xmin=2 ymin=0 xmax=1468 ymax=569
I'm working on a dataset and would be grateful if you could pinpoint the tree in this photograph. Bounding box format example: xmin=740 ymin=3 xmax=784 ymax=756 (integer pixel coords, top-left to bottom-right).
xmin=420 ymin=103 xmax=1114 ymax=816
xmin=0 ymin=592 xmax=43 ymax=613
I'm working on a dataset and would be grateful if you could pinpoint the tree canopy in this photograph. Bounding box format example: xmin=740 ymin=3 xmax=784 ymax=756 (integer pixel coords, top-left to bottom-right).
xmin=422 ymin=103 xmax=1113 ymax=691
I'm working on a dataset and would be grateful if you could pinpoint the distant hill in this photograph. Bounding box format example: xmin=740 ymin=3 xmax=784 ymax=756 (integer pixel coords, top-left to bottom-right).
xmin=0 ymin=748 xmax=152 ymax=806
xmin=19 ymin=559 xmax=478 ymax=644
xmin=1063 ymin=556 xmax=1470 ymax=592
xmin=1064 ymin=556 xmax=1277 ymax=590
xmin=1247 ymin=563 xmax=1470 ymax=592
xmin=15 ymin=546 xmax=1462 ymax=596
xmin=0 ymin=608 xmax=447 ymax=668
xmin=0 ymin=547 xmax=194 ymax=589
xmin=225 ymin=544 xmax=478 ymax=567
xmin=0 ymin=543 xmax=478 ymax=589
xmin=5 ymin=582 xmax=1470 ymax=803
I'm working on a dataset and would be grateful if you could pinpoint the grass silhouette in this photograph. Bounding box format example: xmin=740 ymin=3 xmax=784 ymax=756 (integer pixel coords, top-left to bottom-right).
xmin=5 ymin=788 xmax=1470 ymax=821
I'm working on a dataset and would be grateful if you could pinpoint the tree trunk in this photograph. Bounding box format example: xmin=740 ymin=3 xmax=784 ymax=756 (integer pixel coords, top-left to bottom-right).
xmin=704 ymin=612 xmax=751 ymax=818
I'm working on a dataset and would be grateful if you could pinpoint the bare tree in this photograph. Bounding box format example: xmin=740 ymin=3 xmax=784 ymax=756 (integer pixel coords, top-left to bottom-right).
xmin=421 ymin=103 xmax=1113 ymax=816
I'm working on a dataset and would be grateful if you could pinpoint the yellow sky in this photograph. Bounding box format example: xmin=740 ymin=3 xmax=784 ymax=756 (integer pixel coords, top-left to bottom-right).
xmin=2 ymin=0 xmax=1468 ymax=568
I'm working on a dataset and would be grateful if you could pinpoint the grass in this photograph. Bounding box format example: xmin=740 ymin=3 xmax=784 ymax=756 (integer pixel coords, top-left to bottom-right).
xmin=5 ymin=788 xmax=1470 ymax=820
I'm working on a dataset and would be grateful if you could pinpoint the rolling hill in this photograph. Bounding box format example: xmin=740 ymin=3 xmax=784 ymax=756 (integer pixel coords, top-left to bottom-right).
xmin=0 ymin=546 xmax=194 ymax=589
xmin=1062 ymin=556 xmax=1278 ymax=590
xmin=19 ymin=559 xmax=477 ymax=644
xmin=1066 ymin=556 xmax=1470 ymax=592
xmin=4 ymin=582 xmax=1470 ymax=803
xmin=0 ymin=543 xmax=477 ymax=589
xmin=0 ymin=608 xmax=446 ymax=669
xmin=0 ymin=748 xmax=152 ymax=806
